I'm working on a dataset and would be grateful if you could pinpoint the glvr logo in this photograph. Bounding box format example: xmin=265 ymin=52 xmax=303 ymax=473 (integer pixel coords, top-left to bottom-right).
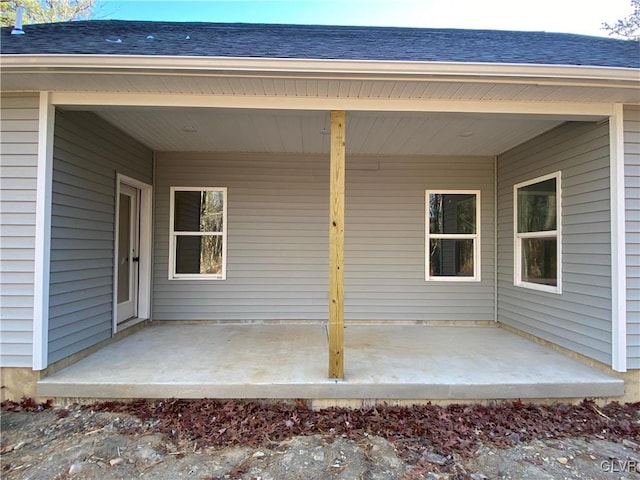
xmin=600 ymin=459 xmax=638 ymax=473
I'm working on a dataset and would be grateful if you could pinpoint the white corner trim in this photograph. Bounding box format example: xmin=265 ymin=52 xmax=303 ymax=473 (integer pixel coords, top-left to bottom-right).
xmin=32 ymin=92 xmax=54 ymax=371
xmin=494 ymin=155 xmax=498 ymax=322
xmin=610 ymin=103 xmax=627 ymax=372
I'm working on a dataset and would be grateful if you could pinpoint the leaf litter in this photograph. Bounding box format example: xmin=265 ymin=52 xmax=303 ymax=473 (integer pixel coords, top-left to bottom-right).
xmin=1 ymin=398 xmax=639 ymax=479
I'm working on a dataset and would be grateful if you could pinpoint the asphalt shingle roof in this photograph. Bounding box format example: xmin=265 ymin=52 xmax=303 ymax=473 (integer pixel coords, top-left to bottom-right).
xmin=1 ymin=20 xmax=639 ymax=68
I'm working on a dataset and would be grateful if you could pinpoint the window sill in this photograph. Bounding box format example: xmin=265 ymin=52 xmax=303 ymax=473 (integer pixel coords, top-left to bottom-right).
xmin=426 ymin=277 xmax=481 ymax=282
xmin=169 ymin=275 xmax=226 ymax=281
xmin=515 ymin=281 xmax=561 ymax=294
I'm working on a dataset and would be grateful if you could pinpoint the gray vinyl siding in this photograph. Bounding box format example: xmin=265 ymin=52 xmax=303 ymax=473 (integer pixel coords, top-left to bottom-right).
xmin=48 ymin=111 xmax=152 ymax=364
xmin=154 ymin=153 xmax=327 ymax=321
xmin=0 ymin=93 xmax=40 ymax=367
xmin=624 ymin=105 xmax=640 ymax=369
xmin=346 ymin=156 xmax=495 ymax=320
xmin=154 ymin=153 xmax=495 ymax=322
xmin=497 ymin=121 xmax=612 ymax=365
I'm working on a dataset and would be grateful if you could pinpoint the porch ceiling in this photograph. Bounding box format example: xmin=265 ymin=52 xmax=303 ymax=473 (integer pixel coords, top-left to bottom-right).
xmin=92 ymin=107 xmax=567 ymax=156
xmin=8 ymin=56 xmax=633 ymax=155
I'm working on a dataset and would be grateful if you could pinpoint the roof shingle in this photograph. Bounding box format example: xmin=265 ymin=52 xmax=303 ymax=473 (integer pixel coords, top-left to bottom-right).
xmin=1 ymin=20 xmax=638 ymax=68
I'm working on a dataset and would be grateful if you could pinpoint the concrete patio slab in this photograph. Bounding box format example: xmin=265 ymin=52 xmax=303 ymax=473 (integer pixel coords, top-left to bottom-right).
xmin=38 ymin=324 xmax=624 ymax=400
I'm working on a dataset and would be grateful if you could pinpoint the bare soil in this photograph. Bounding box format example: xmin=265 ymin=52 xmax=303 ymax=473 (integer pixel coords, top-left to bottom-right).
xmin=1 ymin=399 xmax=639 ymax=479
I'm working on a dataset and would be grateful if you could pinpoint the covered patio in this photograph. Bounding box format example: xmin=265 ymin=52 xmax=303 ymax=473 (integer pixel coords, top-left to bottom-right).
xmin=37 ymin=324 xmax=623 ymax=401
xmin=1 ymin=21 xmax=638 ymax=405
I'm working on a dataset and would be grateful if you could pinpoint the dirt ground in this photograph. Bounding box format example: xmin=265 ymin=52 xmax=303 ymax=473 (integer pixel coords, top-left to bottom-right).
xmin=1 ymin=399 xmax=639 ymax=480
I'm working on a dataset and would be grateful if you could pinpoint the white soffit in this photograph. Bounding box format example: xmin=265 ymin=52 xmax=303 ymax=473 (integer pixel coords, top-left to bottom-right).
xmin=1 ymin=55 xmax=639 ymax=104
xmin=3 ymin=73 xmax=638 ymax=105
xmin=93 ymin=107 xmax=565 ymax=156
xmin=7 ymin=57 xmax=627 ymax=155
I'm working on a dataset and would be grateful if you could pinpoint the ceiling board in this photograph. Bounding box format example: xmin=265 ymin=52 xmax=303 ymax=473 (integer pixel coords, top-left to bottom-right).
xmin=94 ymin=107 xmax=565 ymax=156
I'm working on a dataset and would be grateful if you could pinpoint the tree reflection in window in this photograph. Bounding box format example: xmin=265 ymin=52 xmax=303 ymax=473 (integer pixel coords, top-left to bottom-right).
xmin=427 ymin=192 xmax=479 ymax=280
xmin=514 ymin=173 xmax=561 ymax=292
xmin=171 ymin=188 xmax=227 ymax=279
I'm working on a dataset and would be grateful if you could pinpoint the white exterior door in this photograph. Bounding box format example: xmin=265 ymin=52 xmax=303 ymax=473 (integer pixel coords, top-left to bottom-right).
xmin=116 ymin=183 xmax=140 ymax=323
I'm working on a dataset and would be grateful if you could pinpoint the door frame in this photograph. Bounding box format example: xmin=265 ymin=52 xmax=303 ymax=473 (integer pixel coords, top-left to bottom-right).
xmin=113 ymin=173 xmax=153 ymax=334
xmin=116 ymin=182 xmax=139 ymax=322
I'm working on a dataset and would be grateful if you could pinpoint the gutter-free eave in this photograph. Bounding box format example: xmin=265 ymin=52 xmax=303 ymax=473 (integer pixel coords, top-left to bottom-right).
xmin=1 ymin=54 xmax=639 ymax=87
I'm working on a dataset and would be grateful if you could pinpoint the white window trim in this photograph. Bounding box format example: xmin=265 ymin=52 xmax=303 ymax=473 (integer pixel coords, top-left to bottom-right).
xmin=425 ymin=190 xmax=481 ymax=282
xmin=169 ymin=186 xmax=228 ymax=280
xmin=513 ymin=171 xmax=562 ymax=294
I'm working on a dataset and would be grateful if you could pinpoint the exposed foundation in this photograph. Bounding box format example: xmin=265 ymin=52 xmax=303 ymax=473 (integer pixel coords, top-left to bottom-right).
xmin=1 ymin=368 xmax=41 ymax=402
xmin=1 ymin=321 xmax=148 ymax=403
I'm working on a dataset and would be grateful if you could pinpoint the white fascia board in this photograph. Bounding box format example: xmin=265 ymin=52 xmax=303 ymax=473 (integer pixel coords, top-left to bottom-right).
xmin=2 ymin=54 xmax=639 ymax=86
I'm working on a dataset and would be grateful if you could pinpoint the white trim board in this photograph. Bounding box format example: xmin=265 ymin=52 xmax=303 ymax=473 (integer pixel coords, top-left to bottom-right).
xmin=32 ymin=92 xmax=54 ymax=370
xmin=609 ymin=104 xmax=627 ymax=373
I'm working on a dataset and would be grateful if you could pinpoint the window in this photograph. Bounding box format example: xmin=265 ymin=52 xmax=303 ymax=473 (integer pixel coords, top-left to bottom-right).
xmin=169 ymin=187 xmax=227 ymax=280
xmin=514 ymin=172 xmax=561 ymax=293
xmin=426 ymin=191 xmax=480 ymax=281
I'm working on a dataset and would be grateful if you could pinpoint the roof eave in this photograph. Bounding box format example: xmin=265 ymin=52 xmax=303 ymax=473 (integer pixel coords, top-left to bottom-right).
xmin=2 ymin=54 xmax=638 ymax=85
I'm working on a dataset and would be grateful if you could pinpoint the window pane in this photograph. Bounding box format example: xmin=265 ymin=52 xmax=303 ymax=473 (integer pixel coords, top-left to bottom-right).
xmin=517 ymin=178 xmax=556 ymax=233
xmin=117 ymin=194 xmax=130 ymax=303
xmin=174 ymin=190 xmax=224 ymax=232
xmin=521 ymin=237 xmax=557 ymax=286
xmin=175 ymin=235 xmax=223 ymax=275
xmin=429 ymin=239 xmax=474 ymax=277
xmin=429 ymin=194 xmax=476 ymax=234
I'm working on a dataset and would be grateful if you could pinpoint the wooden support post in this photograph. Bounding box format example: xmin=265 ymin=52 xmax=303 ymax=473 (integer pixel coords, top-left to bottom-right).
xmin=328 ymin=110 xmax=346 ymax=379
